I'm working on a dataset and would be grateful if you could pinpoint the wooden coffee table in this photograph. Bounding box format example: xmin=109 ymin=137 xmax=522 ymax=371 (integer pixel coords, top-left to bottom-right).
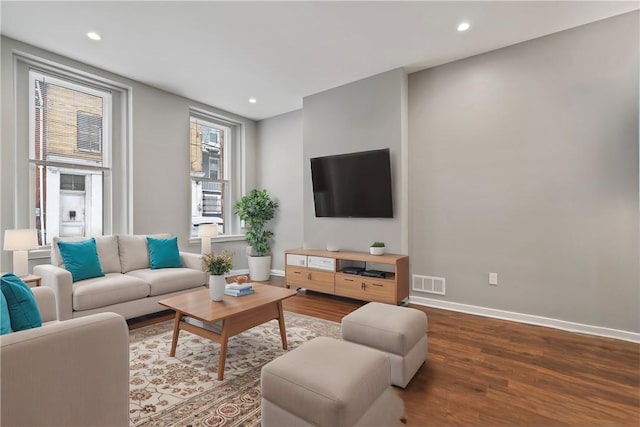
xmin=158 ymin=283 xmax=297 ymax=380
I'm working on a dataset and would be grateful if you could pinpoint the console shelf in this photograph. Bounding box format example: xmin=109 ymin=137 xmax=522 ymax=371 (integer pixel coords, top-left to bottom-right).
xmin=284 ymin=249 xmax=409 ymax=305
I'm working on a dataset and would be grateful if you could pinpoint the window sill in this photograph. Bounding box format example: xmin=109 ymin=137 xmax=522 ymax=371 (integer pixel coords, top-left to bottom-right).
xmin=188 ymin=234 xmax=247 ymax=246
xmin=28 ymin=234 xmax=248 ymax=260
xmin=29 ymin=248 xmax=52 ymax=260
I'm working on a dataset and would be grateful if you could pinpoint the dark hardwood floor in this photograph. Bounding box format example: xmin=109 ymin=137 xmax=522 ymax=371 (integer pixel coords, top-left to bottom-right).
xmin=130 ymin=277 xmax=640 ymax=426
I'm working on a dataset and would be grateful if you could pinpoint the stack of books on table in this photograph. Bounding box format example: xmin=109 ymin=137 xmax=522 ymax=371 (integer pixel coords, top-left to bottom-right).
xmin=224 ymin=282 xmax=254 ymax=297
xmin=182 ymin=317 xmax=222 ymax=334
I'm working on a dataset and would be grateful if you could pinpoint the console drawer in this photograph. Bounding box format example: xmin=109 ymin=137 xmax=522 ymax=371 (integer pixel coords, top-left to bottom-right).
xmin=335 ymin=274 xmax=364 ymax=300
xmin=286 ymin=266 xmax=309 ymax=287
xmin=305 ymin=270 xmax=335 ymax=293
xmin=362 ymin=278 xmax=396 ymax=304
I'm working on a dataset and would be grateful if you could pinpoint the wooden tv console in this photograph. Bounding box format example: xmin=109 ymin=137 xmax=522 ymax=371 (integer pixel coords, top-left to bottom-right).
xmin=284 ymin=249 xmax=409 ymax=305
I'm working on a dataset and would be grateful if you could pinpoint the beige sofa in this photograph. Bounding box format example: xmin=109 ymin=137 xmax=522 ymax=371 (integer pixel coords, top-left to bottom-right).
xmin=1 ymin=286 xmax=129 ymax=426
xmin=34 ymin=234 xmax=207 ymax=320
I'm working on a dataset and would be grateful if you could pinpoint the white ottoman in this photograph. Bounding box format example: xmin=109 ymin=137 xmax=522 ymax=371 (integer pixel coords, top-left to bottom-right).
xmin=261 ymin=336 xmax=404 ymax=427
xmin=341 ymin=302 xmax=428 ymax=388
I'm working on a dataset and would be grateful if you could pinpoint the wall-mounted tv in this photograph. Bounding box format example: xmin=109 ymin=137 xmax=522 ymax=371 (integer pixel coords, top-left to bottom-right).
xmin=310 ymin=148 xmax=393 ymax=218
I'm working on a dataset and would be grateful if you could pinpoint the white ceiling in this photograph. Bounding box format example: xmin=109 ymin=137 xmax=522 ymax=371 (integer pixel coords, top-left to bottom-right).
xmin=1 ymin=1 xmax=637 ymax=121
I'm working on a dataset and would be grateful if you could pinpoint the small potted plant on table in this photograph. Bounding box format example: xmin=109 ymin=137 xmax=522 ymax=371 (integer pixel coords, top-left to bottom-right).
xmin=203 ymin=250 xmax=234 ymax=301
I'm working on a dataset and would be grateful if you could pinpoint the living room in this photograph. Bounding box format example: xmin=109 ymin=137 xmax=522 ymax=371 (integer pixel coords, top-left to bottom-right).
xmin=1 ymin=1 xmax=638 ymax=426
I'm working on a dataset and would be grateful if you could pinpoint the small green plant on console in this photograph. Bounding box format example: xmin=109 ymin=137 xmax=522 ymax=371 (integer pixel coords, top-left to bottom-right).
xmin=369 ymin=242 xmax=385 ymax=255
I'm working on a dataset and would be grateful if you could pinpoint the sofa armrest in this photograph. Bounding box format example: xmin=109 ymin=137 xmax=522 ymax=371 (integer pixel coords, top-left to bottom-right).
xmin=33 ymin=264 xmax=73 ymax=321
xmin=32 ymin=286 xmax=57 ymax=322
xmin=180 ymin=251 xmax=204 ymax=271
xmin=0 ymin=312 xmax=129 ymax=427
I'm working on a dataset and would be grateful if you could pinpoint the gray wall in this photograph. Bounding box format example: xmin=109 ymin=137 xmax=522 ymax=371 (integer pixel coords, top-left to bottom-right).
xmin=256 ymin=110 xmax=304 ymax=272
xmin=1 ymin=36 xmax=257 ymax=271
xmin=408 ymin=11 xmax=639 ymax=332
xmin=302 ymin=68 xmax=408 ymax=254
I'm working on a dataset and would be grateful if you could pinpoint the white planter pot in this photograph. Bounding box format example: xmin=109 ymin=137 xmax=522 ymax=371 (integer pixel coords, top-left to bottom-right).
xmin=209 ymin=274 xmax=226 ymax=301
xmin=248 ymin=255 xmax=272 ymax=281
xmin=369 ymin=247 xmax=385 ymax=256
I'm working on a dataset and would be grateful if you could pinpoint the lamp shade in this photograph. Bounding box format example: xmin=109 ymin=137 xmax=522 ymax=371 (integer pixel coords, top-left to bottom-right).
xmin=198 ymin=224 xmax=219 ymax=238
xmin=3 ymin=229 xmax=39 ymax=251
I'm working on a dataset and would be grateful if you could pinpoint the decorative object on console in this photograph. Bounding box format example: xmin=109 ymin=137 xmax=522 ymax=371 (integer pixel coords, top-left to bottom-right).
xmin=3 ymin=229 xmax=39 ymax=277
xmin=203 ymin=250 xmax=233 ymax=301
xmin=198 ymin=223 xmax=219 ymax=255
xmin=326 ymin=242 xmax=340 ymax=252
xmin=234 ymin=189 xmax=279 ymax=281
xmin=370 ymin=241 xmax=385 ymax=255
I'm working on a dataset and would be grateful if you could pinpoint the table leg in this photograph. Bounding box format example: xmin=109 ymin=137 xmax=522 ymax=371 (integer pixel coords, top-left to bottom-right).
xmin=169 ymin=311 xmax=183 ymax=357
xmin=277 ymin=301 xmax=288 ymax=350
xmin=217 ymin=320 xmax=230 ymax=381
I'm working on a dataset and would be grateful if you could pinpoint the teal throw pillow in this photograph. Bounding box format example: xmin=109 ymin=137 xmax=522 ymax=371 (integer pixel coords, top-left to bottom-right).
xmin=57 ymin=238 xmax=105 ymax=282
xmin=0 ymin=290 xmax=13 ymax=335
xmin=0 ymin=273 xmax=41 ymax=332
xmin=147 ymin=236 xmax=182 ymax=269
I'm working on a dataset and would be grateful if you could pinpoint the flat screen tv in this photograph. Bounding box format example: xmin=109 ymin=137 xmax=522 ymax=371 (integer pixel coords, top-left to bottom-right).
xmin=310 ymin=148 xmax=393 ymax=218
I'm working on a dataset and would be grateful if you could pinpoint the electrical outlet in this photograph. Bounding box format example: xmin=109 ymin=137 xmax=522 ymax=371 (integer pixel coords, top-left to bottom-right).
xmin=489 ymin=272 xmax=498 ymax=286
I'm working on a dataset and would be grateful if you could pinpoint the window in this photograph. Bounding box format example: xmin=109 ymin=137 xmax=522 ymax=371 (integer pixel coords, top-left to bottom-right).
xmin=29 ymin=70 xmax=111 ymax=245
xmin=60 ymin=173 xmax=86 ymax=191
xmin=190 ymin=115 xmax=231 ymax=237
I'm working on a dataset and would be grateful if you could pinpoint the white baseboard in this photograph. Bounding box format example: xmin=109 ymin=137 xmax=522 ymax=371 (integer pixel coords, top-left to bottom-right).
xmin=270 ymin=269 xmax=284 ymax=277
xmin=410 ymin=295 xmax=640 ymax=344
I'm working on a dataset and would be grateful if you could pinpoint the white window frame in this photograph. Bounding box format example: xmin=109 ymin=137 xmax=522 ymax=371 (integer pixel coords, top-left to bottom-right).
xmin=189 ymin=108 xmax=245 ymax=241
xmin=28 ymin=70 xmax=113 ymax=246
xmin=11 ymin=50 xmax=132 ymax=254
xmin=29 ymin=71 xmax=112 ymax=166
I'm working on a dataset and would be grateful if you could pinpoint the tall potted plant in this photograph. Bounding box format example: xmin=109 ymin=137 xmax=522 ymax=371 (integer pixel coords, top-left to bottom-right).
xmin=233 ymin=189 xmax=279 ymax=281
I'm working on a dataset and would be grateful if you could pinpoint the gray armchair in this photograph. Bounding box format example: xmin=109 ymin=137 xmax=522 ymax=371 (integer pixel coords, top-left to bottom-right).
xmin=0 ymin=286 xmax=129 ymax=426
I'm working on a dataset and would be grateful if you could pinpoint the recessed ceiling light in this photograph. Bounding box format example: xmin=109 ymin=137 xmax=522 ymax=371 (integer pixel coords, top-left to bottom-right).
xmin=87 ymin=32 xmax=101 ymax=41
xmin=457 ymin=22 xmax=470 ymax=32
xmin=248 ymin=98 xmax=257 ymax=104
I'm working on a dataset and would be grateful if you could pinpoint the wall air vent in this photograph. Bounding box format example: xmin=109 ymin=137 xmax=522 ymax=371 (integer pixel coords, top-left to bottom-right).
xmin=412 ymin=274 xmax=446 ymax=295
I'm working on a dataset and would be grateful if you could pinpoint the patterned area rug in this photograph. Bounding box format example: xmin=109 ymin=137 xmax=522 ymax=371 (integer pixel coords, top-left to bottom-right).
xmin=129 ymin=312 xmax=340 ymax=426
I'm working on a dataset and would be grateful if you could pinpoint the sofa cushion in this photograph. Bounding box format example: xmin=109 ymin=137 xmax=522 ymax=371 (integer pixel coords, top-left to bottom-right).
xmin=0 ymin=274 xmax=42 ymax=332
xmin=57 ymin=239 xmax=105 ymax=282
xmin=72 ymin=273 xmax=150 ymax=311
xmin=118 ymin=234 xmax=170 ymax=274
xmin=51 ymin=235 xmax=121 ymax=274
xmin=1 ymin=290 xmax=13 ymax=334
xmin=126 ymin=268 xmax=206 ymax=296
xmin=147 ymin=237 xmax=182 ymax=269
